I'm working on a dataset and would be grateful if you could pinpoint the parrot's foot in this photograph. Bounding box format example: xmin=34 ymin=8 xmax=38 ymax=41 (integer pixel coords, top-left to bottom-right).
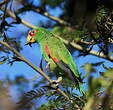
xmin=46 ymin=62 xmax=50 ymax=69
xmin=49 ymin=77 xmax=62 ymax=89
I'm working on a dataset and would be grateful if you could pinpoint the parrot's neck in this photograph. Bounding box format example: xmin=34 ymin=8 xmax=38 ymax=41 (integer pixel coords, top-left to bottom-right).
xmin=34 ymin=30 xmax=51 ymax=44
xmin=34 ymin=28 xmax=50 ymax=43
xmin=34 ymin=36 xmax=44 ymax=43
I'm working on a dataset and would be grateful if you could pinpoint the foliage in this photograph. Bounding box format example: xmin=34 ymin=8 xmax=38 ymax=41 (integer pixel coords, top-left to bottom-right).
xmin=18 ymin=86 xmax=86 ymax=110
xmin=0 ymin=0 xmax=113 ymax=110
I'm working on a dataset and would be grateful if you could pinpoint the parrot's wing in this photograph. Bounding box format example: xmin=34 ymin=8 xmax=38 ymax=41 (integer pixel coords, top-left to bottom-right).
xmin=43 ymin=36 xmax=79 ymax=78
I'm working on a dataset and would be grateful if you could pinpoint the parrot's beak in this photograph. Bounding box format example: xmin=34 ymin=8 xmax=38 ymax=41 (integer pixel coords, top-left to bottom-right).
xmin=25 ymin=42 xmax=32 ymax=47
xmin=25 ymin=35 xmax=36 ymax=46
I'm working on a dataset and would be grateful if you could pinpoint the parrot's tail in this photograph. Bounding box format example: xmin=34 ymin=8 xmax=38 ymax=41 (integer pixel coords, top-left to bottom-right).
xmin=78 ymin=83 xmax=85 ymax=95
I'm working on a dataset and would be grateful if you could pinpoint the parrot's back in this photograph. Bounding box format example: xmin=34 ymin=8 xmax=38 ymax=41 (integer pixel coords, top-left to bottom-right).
xmin=37 ymin=29 xmax=80 ymax=78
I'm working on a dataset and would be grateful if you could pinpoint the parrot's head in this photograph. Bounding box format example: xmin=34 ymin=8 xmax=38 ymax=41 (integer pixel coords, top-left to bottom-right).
xmin=25 ymin=29 xmax=38 ymax=46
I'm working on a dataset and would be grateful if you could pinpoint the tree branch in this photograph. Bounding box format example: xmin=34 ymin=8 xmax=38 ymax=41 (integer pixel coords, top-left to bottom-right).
xmin=16 ymin=5 xmax=72 ymax=27
xmin=58 ymin=37 xmax=113 ymax=62
xmin=1 ymin=8 xmax=113 ymax=62
xmin=0 ymin=0 xmax=9 ymax=7
xmin=5 ymin=8 xmax=37 ymax=28
xmin=0 ymin=40 xmax=70 ymax=100
xmin=31 ymin=7 xmax=72 ymax=27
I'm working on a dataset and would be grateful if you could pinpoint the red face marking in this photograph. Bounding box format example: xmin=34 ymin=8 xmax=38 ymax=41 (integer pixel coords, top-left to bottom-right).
xmin=29 ymin=30 xmax=38 ymax=37
xmin=44 ymin=45 xmax=59 ymax=63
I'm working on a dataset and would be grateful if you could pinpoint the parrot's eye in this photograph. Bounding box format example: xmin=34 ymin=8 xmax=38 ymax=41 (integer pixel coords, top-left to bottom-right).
xmin=29 ymin=31 xmax=35 ymax=36
xmin=29 ymin=30 xmax=38 ymax=36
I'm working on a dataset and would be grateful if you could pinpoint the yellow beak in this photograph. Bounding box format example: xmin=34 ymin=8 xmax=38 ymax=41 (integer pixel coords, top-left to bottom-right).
xmin=25 ymin=35 xmax=36 ymax=45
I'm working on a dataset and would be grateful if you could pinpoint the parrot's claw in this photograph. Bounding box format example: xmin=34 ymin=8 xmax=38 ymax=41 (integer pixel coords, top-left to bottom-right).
xmin=46 ymin=62 xmax=50 ymax=69
xmin=49 ymin=77 xmax=62 ymax=89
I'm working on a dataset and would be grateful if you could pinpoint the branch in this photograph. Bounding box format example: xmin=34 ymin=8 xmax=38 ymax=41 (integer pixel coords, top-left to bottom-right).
xmin=58 ymin=37 xmax=113 ymax=62
xmin=1 ymin=8 xmax=113 ymax=62
xmin=17 ymin=5 xmax=72 ymax=27
xmin=5 ymin=9 xmax=37 ymax=28
xmin=0 ymin=7 xmax=37 ymax=28
xmin=31 ymin=7 xmax=72 ymax=27
xmin=0 ymin=0 xmax=9 ymax=7
xmin=0 ymin=40 xmax=70 ymax=100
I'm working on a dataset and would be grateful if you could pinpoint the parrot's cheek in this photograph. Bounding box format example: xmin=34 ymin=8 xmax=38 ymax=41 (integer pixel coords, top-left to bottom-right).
xmin=26 ymin=35 xmax=36 ymax=43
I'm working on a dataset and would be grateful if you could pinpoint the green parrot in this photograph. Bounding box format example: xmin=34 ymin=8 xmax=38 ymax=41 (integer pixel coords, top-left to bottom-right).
xmin=26 ymin=27 xmax=83 ymax=93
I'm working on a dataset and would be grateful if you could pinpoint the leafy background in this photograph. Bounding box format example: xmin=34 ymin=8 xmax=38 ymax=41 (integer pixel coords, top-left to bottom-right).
xmin=0 ymin=0 xmax=113 ymax=110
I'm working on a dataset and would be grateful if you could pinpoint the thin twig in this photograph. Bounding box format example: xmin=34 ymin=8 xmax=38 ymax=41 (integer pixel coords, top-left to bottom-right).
xmin=31 ymin=7 xmax=71 ymax=27
xmin=16 ymin=5 xmax=72 ymax=27
xmin=5 ymin=8 xmax=37 ymax=28
xmin=0 ymin=0 xmax=9 ymax=7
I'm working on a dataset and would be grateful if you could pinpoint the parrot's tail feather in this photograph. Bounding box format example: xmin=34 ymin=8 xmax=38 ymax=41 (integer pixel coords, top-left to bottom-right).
xmin=55 ymin=60 xmax=85 ymax=94
xmin=78 ymin=83 xmax=85 ymax=95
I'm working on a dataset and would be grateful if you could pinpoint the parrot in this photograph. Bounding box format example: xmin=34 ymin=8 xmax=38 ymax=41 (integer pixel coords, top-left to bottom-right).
xmin=25 ymin=27 xmax=84 ymax=94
